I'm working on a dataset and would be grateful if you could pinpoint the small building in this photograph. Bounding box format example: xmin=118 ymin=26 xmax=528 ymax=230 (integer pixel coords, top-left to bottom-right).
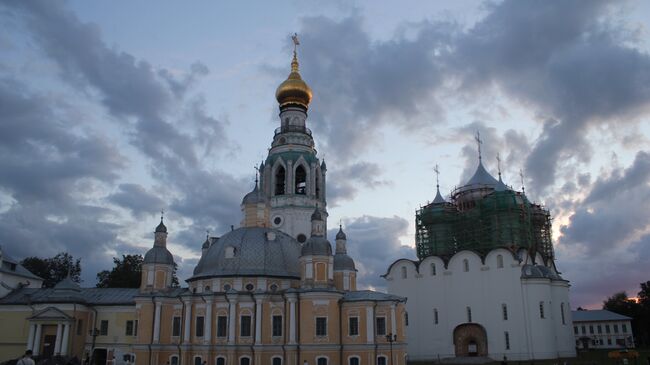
xmin=0 ymin=246 xmax=43 ymax=298
xmin=571 ymin=310 xmax=634 ymax=350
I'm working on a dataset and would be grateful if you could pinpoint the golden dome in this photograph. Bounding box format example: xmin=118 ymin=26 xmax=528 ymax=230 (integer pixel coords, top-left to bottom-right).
xmin=275 ymin=52 xmax=312 ymax=109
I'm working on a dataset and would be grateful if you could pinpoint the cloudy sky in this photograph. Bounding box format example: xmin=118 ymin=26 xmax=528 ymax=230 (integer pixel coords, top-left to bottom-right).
xmin=1 ymin=0 xmax=650 ymax=308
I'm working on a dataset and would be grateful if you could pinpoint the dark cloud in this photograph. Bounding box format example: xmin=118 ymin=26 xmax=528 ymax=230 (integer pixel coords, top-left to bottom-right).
xmin=107 ymin=184 xmax=166 ymax=218
xmin=333 ymin=215 xmax=415 ymax=290
xmin=327 ymin=161 xmax=392 ymax=205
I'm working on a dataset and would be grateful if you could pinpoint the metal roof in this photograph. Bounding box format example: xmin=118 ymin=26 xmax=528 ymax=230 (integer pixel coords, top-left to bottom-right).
xmin=0 ymin=287 xmax=140 ymax=305
xmin=571 ymin=310 xmax=632 ymax=322
xmin=343 ymin=290 xmax=406 ymax=302
xmin=0 ymin=252 xmax=43 ymax=281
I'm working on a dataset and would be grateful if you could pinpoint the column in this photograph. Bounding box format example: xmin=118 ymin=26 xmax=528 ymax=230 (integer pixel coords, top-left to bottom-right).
xmin=183 ymin=299 xmax=192 ymax=344
xmin=153 ymin=301 xmax=162 ymax=343
xmin=390 ymin=304 xmax=397 ymax=336
xmin=204 ymin=299 xmax=212 ymax=344
xmin=33 ymin=324 xmax=42 ymax=356
xmin=27 ymin=324 xmax=36 ymax=351
xmin=61 ymin=324 xmax=70 ymax=355
xmin=366 ymin=306 xmax=374 ymax=344
xmin=54 ymin=324 xmax=63 ymax=354
xmin=254 ymin=298 xmax=263 ymax=344
xmin=288 ymin=297 xmax=296 ymax=344
xmin=228 ymin=297 xmax=237 ymax=344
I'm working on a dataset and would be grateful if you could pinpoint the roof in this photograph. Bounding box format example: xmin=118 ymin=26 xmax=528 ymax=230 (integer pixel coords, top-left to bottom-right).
xmin=0 ymin=287 xmax=140 ymax=305
xmin=333 ymin=253 xmax=356 ymax=271
xmin=343 ymin=290 xmax=406 ymax=303
xmin=572 ymin=309 xmax=632 ymax=322
xmin=464 ymin=161 xmax=499 ymax=188
xmin=301 ymin=236 xmax=332 ymax=256
xmin=433 ymin=187 xmax=446 ymax=204
xmin=190 ymin=227 xmax=301 ymax=280
xmin=143 ymin=246 xmax=174 ymax=265
xmin=0 ymin=251 xmax=43 ymax=281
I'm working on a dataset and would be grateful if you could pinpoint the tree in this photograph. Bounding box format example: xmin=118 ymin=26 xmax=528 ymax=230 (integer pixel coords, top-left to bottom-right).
xmin=21 ymin=253 xmax=81 ymax=288
xmin=96 ymin=254 xmax=180 ymax=288
xmin=96 ymin=255 xmax=143 ymax=288
xmin=603 ymin=291 xmax=639 ymax=318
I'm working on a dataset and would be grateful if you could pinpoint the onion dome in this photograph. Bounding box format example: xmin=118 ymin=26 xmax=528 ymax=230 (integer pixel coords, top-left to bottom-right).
xmin=336 ymin=225 xmax=347 ymax=240
xmin=143 ymin=246 xmax=174 ymax=265
xmin=190 ymin=227 xmax=301 ymax=280
xmin=301 ymin=236 xmax=332 ymax=256
xmin=464 ymin=160 xmax=499 ymax=188
xmin=320 ymin=160 xmax=327 ymax=171
xmin=155 ymin=218 xmax=167 ymax=233
xmin=275 ymin=52 xmax=312 ymax=109
xmin=311 ymin=208 xmax=322 ymax=221
xmin=242 ymin=182 xmax=263 ymax=205
xmin=334 ymin=253 xmax=356 ymax=271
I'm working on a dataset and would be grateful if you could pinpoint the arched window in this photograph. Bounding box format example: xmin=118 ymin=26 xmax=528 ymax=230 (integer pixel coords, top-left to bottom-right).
xmin=315 ymin=172 xmax=321 ymax=199
xmin=295 ymin=165 xmax=306 ymax=195
xmin=502 ymin=304 xmax=508 ymax=320
xmin=377 ymin=356 xmax=387 ymax=365
xmin=430 ymin=263 xmax=436 ymax=276
xmin=433 ymin=308 xmax=439 ymax=324
xmin=170 ymin=356 xmax=179 ymax=365
xmin=272 ymin=357 xmax=282 ymax=365
xmin=349 ymin=357 xmax=360 ymax=365
xmin=216 ymin=358 xmax=226 ymax=365
xmin=240 ymin=357 xmax=251 ymax=365
xmin=317 ymin=357 xmax=328 ymax=365
xmin=275 ymin=166 xmax=286 ymax=195
xmin=463 ymin=259 xmax=469 ymax=272
xmin=497 ymin=254 xmax=504 ymax=268
xmin=194 ymin=356 xmax=202 ymax=365
xmin=401 ymin=266 xmax=407 ymax=279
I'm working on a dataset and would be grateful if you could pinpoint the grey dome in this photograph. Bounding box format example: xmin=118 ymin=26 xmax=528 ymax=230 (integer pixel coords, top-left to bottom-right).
xmin=144 ymin=246 xmax=174 ymax=265
xmin=191 ymin=227 xmax=301 ymax=280
xmin=242 ymin=184 xmax=263 ymax=205
xmin=336 ymin=226 xmax=347 ymax=240
xmin=334 ymin=253 xmax=356 ymax=271
xmin=433 ymin=187 xmax=446 ymax=204
xmin=521 ymin=264 xmax=562 ymax=280
xmin=301 ymin=236 xmax=332 ymax=256
xmin=465 ymin=161 xmax=499 ymax=187
xmin=155 ymin=220 xmax=167 ymax=233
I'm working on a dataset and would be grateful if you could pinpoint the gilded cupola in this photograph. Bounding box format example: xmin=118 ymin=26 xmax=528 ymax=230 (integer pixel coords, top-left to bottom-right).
xmin=275 ymin=38 xmax=312 ymax=109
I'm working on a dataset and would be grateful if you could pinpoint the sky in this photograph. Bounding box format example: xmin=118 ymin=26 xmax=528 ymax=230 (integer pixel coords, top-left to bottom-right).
xmin=1 ymin=0 xmax=649 ymax=309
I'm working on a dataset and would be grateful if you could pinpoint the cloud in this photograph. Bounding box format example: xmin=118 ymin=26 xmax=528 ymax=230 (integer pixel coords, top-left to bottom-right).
xmin=107 ymin=184 xmax=166 ymax=218
xmin=327 ymin=161 xmax=392 ymax=205
xmin=333 ymin=215 xmax=415 ymax=290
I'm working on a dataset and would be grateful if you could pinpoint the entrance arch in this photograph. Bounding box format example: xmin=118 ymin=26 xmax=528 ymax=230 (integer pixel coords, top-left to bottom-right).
xmin=453 ymin=323 xmax=488 ymax=357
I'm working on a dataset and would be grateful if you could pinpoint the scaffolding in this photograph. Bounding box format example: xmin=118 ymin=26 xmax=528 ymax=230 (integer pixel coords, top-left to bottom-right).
xmin=415 ymin=188 xmax=554 ymax=262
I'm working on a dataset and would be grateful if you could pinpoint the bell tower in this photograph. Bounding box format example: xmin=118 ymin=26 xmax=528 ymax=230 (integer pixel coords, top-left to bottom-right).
xmin=256 ymin=34 xmax=328 ymax=243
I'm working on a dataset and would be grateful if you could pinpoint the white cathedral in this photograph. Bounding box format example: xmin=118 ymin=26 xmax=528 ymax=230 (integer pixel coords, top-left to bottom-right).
xmin=384 ymin=150 xmax=576 ymax=362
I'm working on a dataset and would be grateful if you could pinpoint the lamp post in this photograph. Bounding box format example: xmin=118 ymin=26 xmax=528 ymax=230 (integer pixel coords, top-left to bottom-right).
xmin=385 ymin=333 xmax=397 ymax=365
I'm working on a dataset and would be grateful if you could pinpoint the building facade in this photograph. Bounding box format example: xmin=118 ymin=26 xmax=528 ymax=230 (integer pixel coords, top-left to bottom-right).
xmin=0 ymin=44 xmax=407 ymax=365
xmin=384 ymin=154 xmax=576 ymax=362
xmin=572 ymin=310 xmax=634 ymax=350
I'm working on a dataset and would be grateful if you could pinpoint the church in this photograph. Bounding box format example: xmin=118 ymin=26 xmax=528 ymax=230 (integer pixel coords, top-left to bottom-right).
xmin=383 ymin=150 xmax=576 ymax=362
xmin=0 ymin=42 xmax=407 ymax=365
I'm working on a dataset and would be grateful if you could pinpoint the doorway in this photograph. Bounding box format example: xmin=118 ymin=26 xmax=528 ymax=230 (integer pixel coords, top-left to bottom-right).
xmin=42 ymin=335 xmax=56 ymax=359
xmin=93 ymin=349 xmax=108 ymax=365
xmin=453 ymin=323 xmax=488 ymax=357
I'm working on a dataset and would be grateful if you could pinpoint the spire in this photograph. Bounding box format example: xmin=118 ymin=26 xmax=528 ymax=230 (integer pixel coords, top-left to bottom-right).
xmin=291 ymin=33 xmax=300 ymax=73
xmin=336 ymin=224 xmax=347 ymax=241
xmin=155 ymin=209 xmax=167 ymax=233
xmin=433 ymin=164 xmax=446 ymax=204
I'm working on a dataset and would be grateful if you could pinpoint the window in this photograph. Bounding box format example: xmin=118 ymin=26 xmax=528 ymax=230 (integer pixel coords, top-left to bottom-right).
xmin=196 ymin=316 xmax=205 ymax=337
xmin=240 ymin=358 xmax=250 ymax=365
xmin=607 ymin=338 xmax=612 ymax=345
xmin=134 ymin=320 xmax=138 ymax=336
xmin=216 ymin=358 xmax=225 ymax=365
xmin=316 ymin=317 xmax=327 ymax=336
xmin=581 ymin=326 xmax=586 ymax=334
xmin=502 ymin=304 xmax=508 ymax=321
xmin=589 ymin=325 xmax=594 ymax=334
xmin=606 ymin=324 xmax=611 ymax=334
xmin=497 ymin=254 xmax=504 ymax=268
xmin=217 ymin=316 xmax=228 ymax=337
xmin=376 ymin=317 xmax=386 ymax=336
xmin=348 ymin=317 xmax=359 ymax=336
xmin=434 ymin=309 xmax=439 ymax=325
xmin=126 ymin=320 xmax=135 ymax=336
xmin=597 ymin=325 xmax=602 ymax=334
xmin=272 ymin=358 xmax=282 ymax=365
xmin=614 ymin=324 xmax=619 ymax=333
xmin=275 ymin=166 xmax=286 ymax=195
xmin=194 ymin=357 xmax=202 ymax=365
xmin=574 ymin=326 xmax=578 ymax=335
xmin=123 ymin=354 xmax=135 ymax=363
xmin=463 ymin=259 xmax=469 ymax=272
xmin=172 ymin=316 xmax=181 ymax=337
xmin=561 ymin=303 xmax=566 ymax=325
xmin=430 ymin=263 xmax=436 ymax=276
xmin=349 ymin=358 xmax=360 ymax=365
xmin=317 ymin=358 xmax=327 ymax=365
xmin=539 ymin=302 xmax=545 ymax=319
xmin=505 ymin=331 xmax=510 ymax=350
xmin=295 ymin=165 xmax=306 ymax=194
xmin=377 ymin=357 xmax=387 ymax=365
xmin=272 ymin=315 xmax=283 ymax=337
xmin=467 ymin=307 xmax=472 ymax=322
xmin=405 ymin=312 xmax=409 ymax=326
xmin=170 ymin=356 xmax=179 ymax=365
xmin=76 ymin=319 xmax=83 ymax=336
xmin=100 ymin=320 xmax=108 ymax=335
xmin=245 ymin=283 xmax=254 ymax=291
xmin=401 ymin=266 xmax=407 ymax=279
xmin=622 ymin=324 xmax=627 ymax=333
xmin=241 ymin=315 xmax=252 ymax=337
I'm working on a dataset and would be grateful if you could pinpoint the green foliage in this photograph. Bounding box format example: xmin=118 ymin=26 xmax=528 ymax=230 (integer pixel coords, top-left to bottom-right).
xmin=21 ymin=253 xmax=81 ymax=288
xmin=602 ymin=285 xmax=650 ymax=347
xmin=96 ymin=254 xmax=180 ymax=288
